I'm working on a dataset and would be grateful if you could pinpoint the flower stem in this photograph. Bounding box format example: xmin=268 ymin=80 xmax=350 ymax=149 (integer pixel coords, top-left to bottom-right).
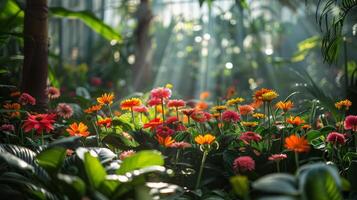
xmin=276 ymin=161 xmax=280 ymax=173
xmin=41 ymin=131 xmax=44 ymax=145
xmin=92 ymin=119 xmax=101 ymax=147
xmin=176 ymin=107 xmax=179 ymax=121
xmin=195 ymin=150 xmax=208 ymax=189
xmin=294 ymin=152 xmax=299 ymax=170
xmin=131 ymin=107 xmax=135 ymax=126
xmin=161 ymin=98 xmax=165 ymax=122
xmin=108 ymin=105 xmax=114 ymax=118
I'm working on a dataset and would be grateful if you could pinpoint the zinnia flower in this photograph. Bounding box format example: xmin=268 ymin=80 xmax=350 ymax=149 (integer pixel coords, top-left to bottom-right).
xmin=167 ymin=99 xmax=186 ymax=108
xmin=56 ymin=103 xmax=73 ymax=119
xmin=275 ymin=101 xmax=294 ymax=112
xmin=150 ymin=87 xmax=172 ymax=99
xmin=241 ymin=121 xmax=258 ymax=128
xmin=268 ymin=154 xmax=287 ymax=161
xmin=222 ymin=110 xmax=241 ymax=122
xmin=120 ymin=98 xmax=142 ymax=110
xmin=240 ymin=131 xmax=262 ymax=143
xmin=261 ymin=91 xmax=278 ymax=102
xmin=211 ymin=105 xmax=227 ymax=112
xmin=47 ymin=87 xmax=61 ymax=99
xmin=0 ymin=124 xmax=15 ymax=132
xmin=97 ymin=93 xmax=114 ymax=105
xmin=84 ymin=104 xmax=102 ymax=114
xmin=326 ymin=132 xmax=346 ymax=145
xmin=191 ymin=111 xmax=211 ymax=123
xmin=19 ymin=93 xmax=36 ymax=105
xmin=233 ymin=156 xmax=255 ymax=172
xmin=156 ymin=135 xmax=175 ymax=147
xmin=226 ymin=97 xmax=245 ymax=106
xmin=239 ymin=105 xmax=254 ymax=115
xmin=165 ymin=116 xmax=178 ymax=124
xmin=195 ymin=101 xmax=209 ymax=110
xmin=200 ymin=91 xmax=210 ymax=100
xmin=22 ymin=113 xmax=56 ymax=134
xmin=147 ymin=98 xmax=162 ymax=107
xmin=119 ymin=150 xmax=136 ymax=160
xmin=170 ymin=141 xmax=192 ymax=149
xmin=195 ymin=134 xmax=216 ymax=145
xmin=284 ymin=134 xmax=310 ymax=153
xmin=181 ymin=108 xmax=196 ymax=117
xmin=97 ymin=117 xmax=112 ymax=128
xmin=344 ymin=115 xmax=357 ymax=132
xmin=252 ymin=113 xmax=266 ymax=119
xmin=253 ymin=88 xmax=273 ymax=104
xmin=3 ymin=103 xmax=21 ymax=118
xmin=143 ymin=118 xmax=163 ymax=131
xmin=133 ymin=105 xmax=148 ymax=113
xmin=66 ymin=122 xmax=90 ymax=137
xmin=156 ymin=125 xmax=175 ymax=137
xmin=286 ymin=116 xmax=305 ymax=126
xmin=335 ymin=99 xmax=352 ymax=110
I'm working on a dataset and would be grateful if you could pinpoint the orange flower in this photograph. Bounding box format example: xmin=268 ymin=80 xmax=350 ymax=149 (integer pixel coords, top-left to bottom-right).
xmin=156 ymin=135 xmax=175 ymax=147
xmin=302 ymin=124 xmax=312 ymax=130
xmin=284 ymin=134 xmax=310 ymax=153
xmin=66 ymin=122 xmax=90 ymax=137
xmin=335 ymin=99 xmax=352 ymax=110
xmin=195 ymin=134 xmax=216 ymax=145
xmin=241 ymin=121 xmax=258 ymax=128
xmin=10 ymin=91 xmax=21 ymax=97
xmin=276 ymin=101 xmax=294 ymax=112
xmin=253 ymin=88 xmax=272 ymax=104
xmin=239 ymin=105 xmax=254 ymax=115
xmin=195 ymin=101 xmax=208 ymax=111
xmin=212 ymin=113 xmax=221 ymax=119
xmin=120 ymin=98 xmax=142 ymax=110
xmin=200 ymin=91 xmax=210 ymax=100
xmin=97 ymin=93 xmax=114 ymax=105
xmin=286 ymin=116 xmax=305 ymax=126
xmin=226 ymin=86 xmax=236 ymax=99
xmin=84 ymin=104 xmax=102 ymax=114
xmin=97 ymin=117 xmax=112 ymax=128
xmin=3 ymin=103 xmax=21 ymax=118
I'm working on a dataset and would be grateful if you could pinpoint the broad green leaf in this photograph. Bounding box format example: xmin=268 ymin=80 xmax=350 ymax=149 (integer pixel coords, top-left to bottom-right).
xmin=0 ymin=151 xmax=34 ymax=173
xmin=36 ymin=147 xmax=66 ymax=173
xmin=306 ymin=130 xmax=322 ymax=142
xmin=84 ymin=152 xmax=107 ymax=189
xmin=57 ymin=173 xmax=86 ymax=199
xmin=252 ymin=173 xmax=298 ymax=196
xmin=230 ymin=175 xmax=249 ymax=198
xmin=117 ymin=150 xmax=164 ymax=175
xmin=50 ymin=7 xmax=121 ymax=42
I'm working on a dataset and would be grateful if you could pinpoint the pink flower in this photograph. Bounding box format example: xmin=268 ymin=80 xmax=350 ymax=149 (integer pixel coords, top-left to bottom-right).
xmin=0 ymin=124 xmax=15 ymax=132
xmin=156 ymin=125 xmax=175 ymax=137
xmin=119 ymin=150 xmax=136 ymax=160
xmin=167 ymin=99 xmax=186 ymax=108
xmin=56 ymin=103 xmax=73 ymax=119
xmin=47 ymin=87 xmax=61 ymax=99
xmin=222 ymin=110 xmax=240 ymax=122
xmin=150 ymin=87 xmax=172 ymax=99
xmin=19 ymin=93 xmax=36 ymax=105
xmin=268 ymin=154 xmax=287 ymax=161
xmin=22 ymin=113 xmax=56 ymax=134
xmin=165 ymin=116 xmax=178 ymax=124
xmin=344 ymin=115 xmax=357 ymax=132
xmin=181 ymin=108 xmax=196 ymax=117
xmin=190 ymin=111 xmax=211 ymax=123
xmin=326 ymin=132 xmax=346 ymax=145
xmin=133 ymin=105 xmax=148 ymax=113
xmin=233 ymin=156 xmax=255 ymax=172
xmin=170 ymin=141 xmax=192 ymax=149
xmin=239 ymin=131 xmax=262 ymax=143
xmin=90 ymin=77 xmax=102 ymax=86
xmin=176 ymin=124 xmax=187 ymax=131
xmin=147 ymin=98 xmax=162 ymax=107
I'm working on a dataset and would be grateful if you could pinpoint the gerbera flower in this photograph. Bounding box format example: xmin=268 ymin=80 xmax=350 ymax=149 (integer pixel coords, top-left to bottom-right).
xmin=252 ymin=113 xmax=266 ymax=119
xmin=170 ymin=141 xmax=192 ymax=149
xmin=199 ymin=91 xmax=210 ymax=100
xmin=165 ymin=116 xmax=178 ymax=124
xmin=156 ymin=125 xmax=175 ymax=137
xmin=22 ymin=113 xmax=56 ymax=134
xmin=211 ymin=105 xmax=227 ymax=112
xmin=241 ymin=121 xmax=258 ymax=128
xmin=56 ymin=103 xmax=73 ymax=119
xmin=181 ymin=108 xmax=196 ymax=117
xmin=47 ymin=87 xmax=61 ymax=99
xmin=0 ymin=124 xmax=15 ymax=132
xmin=66 ymin=122 xmax=90 ymax=137
xmin=97 ymin=117 xmax=112 ymax=128
xmin=239 ymin=105 xmax=254 ymax=115
xmin=165 ymin=83 xmax=173 ymax=89
xmin=133 ymin=105 xmax=148 ymax=113
xmin=261 ymin=91 xmax=278 ymax=102
xmin=120 ymin=98 xmax=142 ymax=110
xmin=167 ymin=99 xmax=186 ymax=108
xmin=335 ymin=99 xmax=352 ymax=110
xmin=119 ymin=150 xmax=136 ymax=160
xmin=195 ymin=134 xmax=216 ymax=145
xmin=84 ymin=104 xmax=102 ymax=114
xmin=147 ymin=98 xmax=162 ymax=107
xmin=150 ymin=87 xmax=172 ymax=99
xmin=19 ymin=93 xmax=36 ymax=105
xmin=253 ymin=88 xmax=273 ymax=104
xmin=275 ymin=101 xmax=294 ymax=112
xmin=143 ymin=118 xmax=163 ymax=131
xmin=195 ymin=101 xmax=209 ymax=110
xmin=226 ymin=97 xmax=245 ymax=106
xmin=191 ymin=111 xmax=211 ymax=123
xmin=286 ymin=116 xmax=305 ymax=126
xmin=222 ymin=110 xmax=240 ymax=122
xmin=97 ymin=93 xmax=114 ymax=105
xmin=240 ymin=131 xmax=262 ymax=143
xmin=233 ymin=156 xmax=255 ymax=172
xmin=156 ymin=135 xmax=175 ymax=147
xmin=302 ymin=124 xmax=312 ymax=130
xmin=284 ymin=134 xmax=310 ymax=153
xmin=326 ymin=132 xmax=346 ymax=145
xmin=3 ymin=103 xmax=21 ymax=118
xmin=268 ymin=154 xmax=287 ymax=161
xmin=344 ymin=115 xmax=357 ymax=132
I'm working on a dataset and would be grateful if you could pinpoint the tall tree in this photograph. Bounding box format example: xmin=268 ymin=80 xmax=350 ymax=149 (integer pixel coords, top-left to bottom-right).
xmin=21 ymin=0 xmax=49 ymax=110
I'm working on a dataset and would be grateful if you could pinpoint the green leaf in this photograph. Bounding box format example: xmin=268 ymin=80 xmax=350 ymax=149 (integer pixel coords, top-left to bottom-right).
xmin=50 ymin=7 xmax=121 ymax=42
xmin=0 ymin=151 xmax=34 ymax=173
xmin=84 ymin=151 xmax=107 ymax=189
xmin=57 ymin=173 xmax=86 ymax=199
xmin=252 ymin=173 xmax=298 ymax=196
xmin=117 ymin=150 xmax=164 ymax=175
xmin=306 ymin=130 xmax=322 ymax=142
xmin=36 ymin=147 xmax=66 ymax=173
xmin=230 ymin=175 xmax=249 ymax=198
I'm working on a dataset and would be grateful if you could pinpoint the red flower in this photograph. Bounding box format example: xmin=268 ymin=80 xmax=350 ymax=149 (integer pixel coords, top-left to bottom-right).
xmin=233 ymin=156 xmax=255 ymax=172
xmin=170 ymin=141 xmax=191 ymax=149
xmin=22 ymin=113 xmax=56 ymax=134
xmin=56 ymin=103 xmax=73 ymax=119
xmin=222 ymin=110 xmax=240 ymax=122
xmin=181 ymin=108 xmax=196 ymax=117
xmin=143 ymin=118 xmax=163 ymax=131
xmin=191 ymin=111 xmax=211 ymax=123
xmin=156 ymin=125 xmax=175 ymax=137
xmin=150 ymin=87 xmax=172 ymax=99
xmin=268 ymin=154 xmax=287 ymax=161
xmin=167 ymin=99 xmax=186 ymax=108
xmin=344 ymin=115 xmax=357 ymax=132
xmin=239 ymin=131 xmax=262 ymax=143
xmin=326 ymin=132 xmax=346 ymax=145
xmin=90 ymin=77 xmax=102 ymax=86
xmin=19 ymin=93 xmax=36 ymax=105
xmin=176 ymin=124 xmax=187 ymax=131
xmin=165 ymin=116 xmax=178 ymax=124
xmin=133 ymin=105 xmax=148 ymax=113
xmin=97 ymin=118 xmax=112 ymax=128
xmin=0 ymin=124 xmax=15 ymax=132
xmin=147 ymin=98 xmax=162 ymax=107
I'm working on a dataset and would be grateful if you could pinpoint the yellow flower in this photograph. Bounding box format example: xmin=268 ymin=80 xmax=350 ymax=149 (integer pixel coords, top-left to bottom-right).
xmin=120 ymin=98 xmax=142 ymax=110
xmin=195 ymin=134 xmax=216 ymax=145
xmin=252 ymin=113 xmax=266 ymax=119
xmin=276 ymin=101 xmax=294 ymax=112
xmin=261 ymin=91 xmax=278 ymax=102
xmin=211 ymin=105 xmax=227 ymax=112
xmin=226 ymin=97 xmax=245 ymax=106
xmin=212 ymin=113 xmax=221 ymax=119
xmin=335 ymin=99 xmax=352 ymax=110
xmin=97 ymin=93 xmax=114 ymax=105
xmin=241 ymin=121 xmax=258 ymax=128
xmin=165 ymin=83 xmax=173 ymax=89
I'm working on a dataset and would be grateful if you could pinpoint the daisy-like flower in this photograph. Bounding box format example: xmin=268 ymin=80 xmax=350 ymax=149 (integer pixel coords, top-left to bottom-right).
xmin=47 ymin=87 xmax=61 ymax=99
xmin=156 ymin=135 xmax=175 ymax=147
xmin=195 ymin=134 xmax=216 ymax=145
xmin=19 ymin=93 xmax=36 ymax=105
xmin=211 ymin=105 xmax=227 ymax=113
xmin=97 ymin=93 xmax=114 ymax=105
xmin=344 ymin=115 xmax=357 ymax=132
xmin=97 ymin=117 xmax=112 ymax=128
xmin=302 ymin=124 xmax=312 ymax=130
xmin=170 ymin=141 xmax=192 ymax=149
xmin=66 ymin=122 xmax=90 ymax=137
xmin=120 ymin=98 xmax=142 ymax=110
xmin=195 ymin=101 xmax=209 ymax=111
xmin=268 ymin=154 xmax=287 ymax=161
xmin=212 ymin=113 xmax=221 ymax=120
xmin=119 ymin=150 xmax=136 ymax=160
xmin=240 ymin=131 xmax=262 ymax=143
xmin=10 ymin=91 xmax=21 ymax=97
xmin=143 ymin=118 xmax=163 ymax=131
xmin=22 ymin=113 xmax=56 ymax=134
xmin=200 ymin=91 xmax=210 ymax=100
xmin=133 ymin=105 xmax=148 ymax=113
xmin=286 ymin=116 xmax=305 ymax=126
xmin=84 ymin=104 xmax=102 ymax=114
xmin=241 ymin=121 xmax=258 ymax=128
xmin=147 ymin=98 xmax=162 ymax=107
xmin=335 ymin=99 xmax=352 ymax=110
xmin=226 ymin=97 xmax=245 ymax=106
xmin=0 ymin=124 xmax=15 ymax=132
xmin=326 ymin=132 xmax=346 ymax=145
xmin=253 ymin=88 xmax=273 ymax=104
xmin=222 ymin=110 xmax=240 ymax=122
xmin=284 ymin=134 xmax=310 ymax=153
xmin=3 ymin=103 xmax=21 ymax=118
xmin=156 ymin=125 xmax=175 ymax=137
xmin=239 ymin=105 xmax=255 ymax=115
xmin=191 ymin=111 xmax=211 ymax=123
xmin=167 ymin=99 xmax=186 ymax=108
xmin=252 ymin=113 xmax=266 ymax=119
xmin=150 ymin=87 xmax=172 ymax=99
xmin=56 ymin=103 xmax=73 ymax=119
xmin=275 ymin=101 xmax=294 ymax=112
xmin=233 ymin=156 xmax=255 ymax=172
xmin=181 ymin=108 xmax=196 ymax=117
xmin=165 ymin=116 xmax=178 ymax=124
xmin=261 ymin=91 xmax=278 ymax=102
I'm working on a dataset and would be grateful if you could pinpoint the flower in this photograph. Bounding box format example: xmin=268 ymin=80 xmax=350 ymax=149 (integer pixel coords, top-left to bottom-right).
xmin=222 ymin=110 xmax=240 ymax=122
xmin=156 ymin=125 xmax=175 ymax=137
xmin=120 ymin=98 xmax=142 ymax=110
xmin=165 ymin=83 xmax=173 ymax=89
xmin=335 ymin=99 xmax=352 ymax=110
xmin=47 ymin=87 xmax=61 ymax=99
xmin=156 ymin=135 xmax=175 ymax=147
xmin=275 ymin=101 xmax=294 ymax=112
xmin=239 ymin=105 xmax=254 ymax=115
xmin=195 ymin=134 xmax=216 ymax=145
xmin=97 ymin=117 xmax=112 ymax=128
xmin=56 ymin=103 xmax=73 ymax=119
xmin=150 ymin=87 xmax=172 ymax=99
xmin=66 ymin=122 xmax=90 ymax=137
xmin=191 ymin=111 xmax=211 ymax=123
xmin=211 ymin=105 xmax=227 ymax=112
xmin=147 ymin=98 xmax=162 ymax=107
xmin=133 ymin=105 xmax=148 ymax=113
xmin=165 ymin=116 xmax=178 ymax=124
xmin=119 ymin=150 xmax=136 ymax=160
xmin=241 ymin=121 xmax=258 ymax=128
xmin=344 ymin=115 xmax=357 ymax=132
xmin=212 ymin=113 xmax=221 ymax=119
xmin=90 ymin=77 xmax=102 ymax=86
xmin=261 ymin=91 xmax=278 ymax=102
xmin=233 ymin=156 xmax=255 ymax=172
xmin=252 ymin=113 xmax=266 ymax=119
xmin=19 ymin=93 xmax=36 ymax=105
xmin=302 ymin=124 xmax=312 ymax=130
xmin=97 ymin=93 xmax=114 ymax=105
xmin=3 ymin=103 xmax=21 ymax=118
xmin=268 ymin=154 xmax=287 ymax=161
xmin=195 ymin=101 xmax=209 ymax=110
xmin=326 ymin=132 xmax=346 ymax=145
xmin=226 ymin=97 xmax=245 ymax=106
xmin=22 ymin=113 xmax=56 ymax=134
xmin=143 ymin=118 xmax=163 ymax=131
xmin=170 ymin=141 xmax=192 ymax=149
xmin=286 ymin=116 xmax=305 ymax=126
xmin=240 ymin=131 xmax=262 ymax=143
xmin=253 ymin=88 xmax=273 ymax=104
xmin=284 ymin=134 xmax=310 ymax=153
xmin=167 ymin=99 xmax=186 ymax=108
xmin=10 ymin=91 xmax=21 ymax=97
xmin=200 ymin=91 xmax=210 ymax=100
xmin=181 ymin=108 xmax=196 ymax=117
xmin=176 ymin=124 xmax=187 ymax=131
xmin=84 ymin=104 xmax=102 ymax=114
xmin=0 ymin=124 xmax=15 ymax=132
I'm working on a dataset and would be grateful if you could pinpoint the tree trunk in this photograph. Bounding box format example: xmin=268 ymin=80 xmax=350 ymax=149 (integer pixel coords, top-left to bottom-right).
xmin=133 ymin=0 xmax=153 ymax=91
xmin=21 ymin=0 xmax=49 ymax=110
